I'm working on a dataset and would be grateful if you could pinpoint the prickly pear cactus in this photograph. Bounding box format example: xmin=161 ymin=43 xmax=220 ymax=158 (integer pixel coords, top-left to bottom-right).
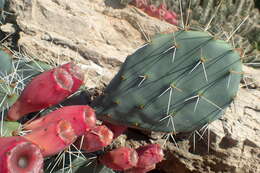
xmin=93 ymin=30 xmax=242 ymax=133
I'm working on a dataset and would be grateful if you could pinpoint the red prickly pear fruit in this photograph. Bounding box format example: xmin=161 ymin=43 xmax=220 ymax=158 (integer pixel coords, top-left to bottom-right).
xmin=158 ymin=3 xmax=167 ymax=11
xmin=136 ymin=144 xmax=164 ymax=168
xmin=78 ymin=125 xmax=113 ymax=152
xmin=60 ymin=62 xmax=84 ymax=93
xmin=145 ymin=5 xmax=159 ymax=17
xmin=103 ymin=121 xmax=127 ymax=139
xmin=125 ymin=164 xmax=156 ymax=173
xmin=8 ymin=66 xmax=74 ymax=121
xmin=163 ymin=11 xmax=178 ymax=25
xmin=23 ymin=120 xmax=77 ymax=157
xmin=24 ymin=105 xmax=96 ymax=136
xmin=132 ymin=0 xmax=148 ymax=10
xmin=170 ymin=11 xmax=178 ymax=19
xmin=158 ymin=8 xmax=167 ymax=20
xmin=99 ymin=147 xmax=138 ymax=171
xmin=0 ymin=136 xmax=43 ymax=173
xmin=165 ymin=17 xmax=178 ymax=26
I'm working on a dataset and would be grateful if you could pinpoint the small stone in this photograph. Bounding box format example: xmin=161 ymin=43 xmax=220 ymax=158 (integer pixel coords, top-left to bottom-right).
xmin=0 ymin=23 xmax=15 ymax=33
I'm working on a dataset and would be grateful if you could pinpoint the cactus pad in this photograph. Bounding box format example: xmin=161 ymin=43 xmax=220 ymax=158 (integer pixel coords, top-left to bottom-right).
xmin=93 ymin=30 xmax=242 ymax=133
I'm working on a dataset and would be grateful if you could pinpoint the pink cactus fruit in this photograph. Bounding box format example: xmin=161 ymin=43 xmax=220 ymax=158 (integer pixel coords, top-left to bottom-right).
xmin=77 ymin=125 xmax=113 ymax=152
xmin=24 ymin=105 xmax=96 ymax=136
xmin=132 ymin=0 xmax=148 ymax=10
xmin=99 ymin=147 xmax=138 ymax=171
xmin=23 ymin=120 xmax=77 ymax=157
xmin=7 ymin=63 xmax=84 ymax=121
xmin=135 ymin=144 xmax=164 ymax=169
xmin=103 ymin=121 xmax=127 ymax=139
xmin=157 ymin=4 xmax=178 ymax=25
xmin=158 ymin=3 xmax=167 ymax=11
xmin=60 ymin=62 xmax=84 ymax=93
xmin=145 ymin=5 xmax=159 ymax=17
xmin=165 ymin=14 xmax=178 ymax=25
xmin=0 ymin=136 xmax=43 ymax=173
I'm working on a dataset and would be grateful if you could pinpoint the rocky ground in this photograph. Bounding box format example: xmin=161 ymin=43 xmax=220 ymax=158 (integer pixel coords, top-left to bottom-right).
xmin=1 ymin=0 xmax=260 ymax=172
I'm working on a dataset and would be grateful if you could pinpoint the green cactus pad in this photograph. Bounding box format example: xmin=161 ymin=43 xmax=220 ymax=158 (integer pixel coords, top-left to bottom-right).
xmin=93 ymin=30 xmax=242 ymax=133
xmin=0 ymin=121 xmax=20 ymax=137
xmin=0 ymin=49 xmax=12 ymax=75
xmin=0 ymin=83 xmax=19 ymax=110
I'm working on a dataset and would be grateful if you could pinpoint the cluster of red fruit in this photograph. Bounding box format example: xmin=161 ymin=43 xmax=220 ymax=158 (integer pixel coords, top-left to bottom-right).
xmin=131 ymin=0 xmax=178 ymax=25
xmin=0 ymin=62 xmax=164 ymax=173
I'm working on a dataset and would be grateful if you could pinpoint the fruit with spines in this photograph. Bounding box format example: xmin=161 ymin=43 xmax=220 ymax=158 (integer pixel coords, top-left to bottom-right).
xmin=99 ymin=147 xmax=139 ymax=171
xmin=93 ymin=30 xmax=242 ymax=133
xmin=78 ymin=125 xmax=113 ymax=152
xmin=7 ymin=63 xmax=84 ymax=121
xmin=135 ymin=144 xmax=164 ymax=168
